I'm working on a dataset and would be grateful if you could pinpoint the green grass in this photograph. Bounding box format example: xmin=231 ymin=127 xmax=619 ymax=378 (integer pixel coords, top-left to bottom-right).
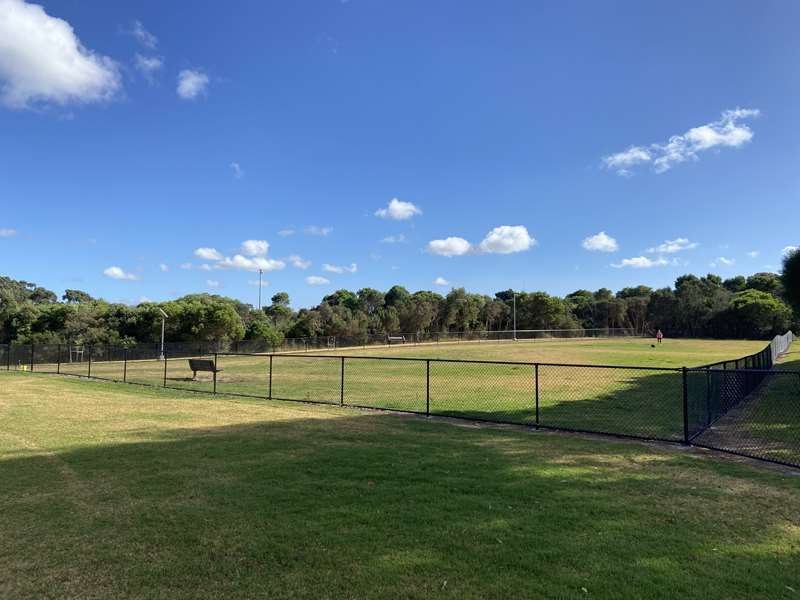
xmin=28 ymin=338 xmax=767 ymax=441
xmin=0 ymin=373 xmax=798 ymax=599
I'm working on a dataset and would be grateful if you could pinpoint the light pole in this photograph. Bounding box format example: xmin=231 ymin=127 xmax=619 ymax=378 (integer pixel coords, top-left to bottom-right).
xmin=158 ymin=308 xmax=169 ymax=361
xmin=257 ymin=269 xmax=263 ymax=310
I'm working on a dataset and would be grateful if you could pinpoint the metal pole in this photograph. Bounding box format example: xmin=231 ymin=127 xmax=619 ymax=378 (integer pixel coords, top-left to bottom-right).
xmin=513 ymin=293 xmax=517 ymax=341
xmin=57 ymin=344 xmax=61 ymax=374
xmin=258 ymin=268 xmax=263 ymax=310
xmin=268 ymin=354 xmax=273 ymax=400
xmin=6 ymin=344 xmax=10 ymax=371
xmin=682 ymin=367 xmax=689 ymax=444
xmin=705 ymin=368 xmax=712 ymax=426
xmin=123 ymin=348 xmax=128 ymax=383
xmin=213 ymin=352 xmax=218 ymax=394
xmin=163 ymin=350 xmax=167 ymax=387
xmin=535 ymin=363 xmax=539 ymax=426
xmin=426 ymin=360 xmax=430 ymax=416
xmin=30 ymin=344 xmax=34 ymax=372
xmin=87 ymin=348 xmax=92 ymax=378
xmin=160 ymin=316 xmax=166 ymax=361
xmin=340 ymin=357 xmax=345 ymax=406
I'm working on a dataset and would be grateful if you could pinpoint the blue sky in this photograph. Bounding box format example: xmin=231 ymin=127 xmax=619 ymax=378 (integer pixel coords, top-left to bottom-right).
xmin=2 ymin=0 xmax=799 ymax=308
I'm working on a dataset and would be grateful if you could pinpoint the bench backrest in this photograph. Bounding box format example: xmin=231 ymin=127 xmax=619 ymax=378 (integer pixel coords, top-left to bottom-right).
xmin=188 ymin=358 xmax=216 ymax=371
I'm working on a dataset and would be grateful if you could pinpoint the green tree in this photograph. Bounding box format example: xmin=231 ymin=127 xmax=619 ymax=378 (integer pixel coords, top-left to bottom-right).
xmin=781 ymin=249 xmax=800 ymax=313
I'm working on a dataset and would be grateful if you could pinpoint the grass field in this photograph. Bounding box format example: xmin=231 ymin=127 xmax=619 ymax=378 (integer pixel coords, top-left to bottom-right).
xmin=1 ymin=373 xmax=798 ymax=599
xmin=35 ymin=338 xmax=767 ymax=441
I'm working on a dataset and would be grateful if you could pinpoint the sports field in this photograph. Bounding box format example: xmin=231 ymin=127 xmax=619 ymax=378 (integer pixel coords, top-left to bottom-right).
xmin=46 ymin=338 xmax=767 ymax=441
xmin=0 ymin=373 xmax=798 ymax=599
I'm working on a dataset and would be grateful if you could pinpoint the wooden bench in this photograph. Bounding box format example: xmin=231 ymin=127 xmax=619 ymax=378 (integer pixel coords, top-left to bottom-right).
xmin=387 ymin=335 xmax=406 ymax=345
xmin=188 ymin=358 xmax=222 ymax=380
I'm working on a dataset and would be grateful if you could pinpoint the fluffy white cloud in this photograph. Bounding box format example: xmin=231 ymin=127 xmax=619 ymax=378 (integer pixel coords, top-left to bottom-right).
xmin=240 ymin=239 xmax=268 ymax=257
xmin=375 ymin=198 xmax=422 ymax=220
xmin=604 ymin=108 xmax=759 ymax=175
xmin=782 ymin=246 xmax=798 ymax=256
xmin=277 ymin=228 xmax=295 ymax=237
xmin=478 ymin=225 xmax=535 ymax=254
xmin=288 ymin=255 xmax=311 ymax=269
xmin=647 ymin=238 xmax=698 ymax=254
xmin=582 ymin=231 xmax=618 ymax=253
xmin=230 ymin=162 xmax=243 ymax=179
xmin=427 ymin=237 xmax=471 ymax=257
xmin=103 ymin=266 xmax=138 ymax=280
xmin=128 ymin=20 xmax=157 ymax=49
xmin=322 ymin=262 xmax=357 ymax=274
xmin=433 ymin=276 xmax=450 ymax=286
xmin=381 ymin=234 xmax=406 ymax=244
xmin=0 ymin=228 xmax=17 ymax=237
xmin=217 ymin=255 xmax=285 ymax=272
xmin=747 ymin=251 xmax=760 ymax=258
xmin=134 ymin=54 xmax=162 ymax=81
xmin=306 ymin=275 xmax=330 ymax=285
xmin=159 ymin=263 xmax=169 ymax=272
xmin=0 ymin=0 xmax=121 ymax=109
xmin=198 ymin=264 xmax=213 ymax=271
xmin=305 ymin=225 xmax=333 ymax=236
xmin=611 ymin=256 xmax=669 ymax=269
xmin=710 ymin=257 xmax=735 ymax=268
xmin=179 ymin=262 xmax=193 ymax=270
xmin=194 ymin=247 xmax=223 ymax=261
xmin=177 ymin=69 xmax=208 ymax=99
xmin=206 ymin=279 xmax=221 ymax=289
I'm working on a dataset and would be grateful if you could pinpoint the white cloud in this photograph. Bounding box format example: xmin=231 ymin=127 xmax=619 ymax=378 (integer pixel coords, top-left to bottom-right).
xmin=710 ymin=257 xmax=735 ymax=268
xmin=159 ymin=263 xmax=169 ymax=272
xmin=177 ymin=69 xmax=208 ymax=100
xmin=206 ymin=279 xmax=221 ymax=289
xmin=782 ymin=245 xmax=798 ymax=256
xmin=134 ymin=54 xmax=162 ymax=81
xmin=230 ymin=162 xmax=243 ymax=179
xmin=128 ymin=20 xmax=157 ymax=49
xmin=248 ymin=279 xmax=269 ymax=287
xmin=288 ymin=255 xmax=311 ymax=269
xmin=604 ymin=108 xmax=759 ymax=175
xmin=103 ymin=266 xmax=138 ymax=280
xmin=306 ymin=275 xmax=330 ymax=285
xmin=198 ymin=264 xmax=213 ymax=271
xmin=747 ymin=251 xmax=760 ymax=258
xmin=277 ymin=228 xmax=295 ymax=237
xmin=0 ymin=0 xmax=121 ymax=109
xmin=611 ymin=256 xmax=669 ymax=269
xmin=240 ymin=239 xmax=268 ymax=257
xmin=217 ymin=255 xmax=285 ymax=272
xmin=179 ymin=262 xmax=193 ymax=270
xmin=381 ymin=234 xmax=406 ymax=244
xmin=433 ymin=276 xmax=450 ymax=286
xmin=479 ymin=225 xmax=535 ymax=254
xmin=0 ymin=228 xmax=17 ymax=237
xmin=194 ymin=247 xmax=223 ymax=261
xmin=582 ymin=231 xmax=618 ymax=253
xmin=375 ymin=198 xmax=422 ymax=220
xmin=427 ymin=237 xmax=471 ymax=257
xmin=647 ymin=238 xmax=698 ymax=254
xmin=305 ymin=225 xmax=333 ymax=236
xmin=322 ymin=262 xmax=357 ymax=274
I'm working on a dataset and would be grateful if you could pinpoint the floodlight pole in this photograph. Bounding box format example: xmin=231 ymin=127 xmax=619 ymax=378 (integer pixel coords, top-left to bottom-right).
xmin=158 ymin=308 xmax=169 ymax=361
xmin=257 ymin=269 xmax=263 ymax=310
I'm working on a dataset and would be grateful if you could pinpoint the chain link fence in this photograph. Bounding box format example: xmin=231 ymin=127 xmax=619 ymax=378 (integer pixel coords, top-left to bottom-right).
xmin=2 ymin=332 xmax=796 ymax=468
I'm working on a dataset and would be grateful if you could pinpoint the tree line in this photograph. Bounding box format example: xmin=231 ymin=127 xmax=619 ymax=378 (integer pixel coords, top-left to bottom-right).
xmin=2 ymin=252 xmax=799 ymax=347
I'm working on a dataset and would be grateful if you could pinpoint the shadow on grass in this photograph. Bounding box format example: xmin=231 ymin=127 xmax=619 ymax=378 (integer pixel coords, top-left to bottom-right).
xmin=1 ymin=407 xmax=799 ymax=599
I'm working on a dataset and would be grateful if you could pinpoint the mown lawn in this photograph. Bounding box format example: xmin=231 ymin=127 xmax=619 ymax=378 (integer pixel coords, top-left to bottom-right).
xmin=0 ymin=373 xmax=798 ymax=599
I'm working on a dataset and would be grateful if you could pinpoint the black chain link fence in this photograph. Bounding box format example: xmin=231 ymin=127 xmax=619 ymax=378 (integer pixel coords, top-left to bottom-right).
xmin=2 ymin=333 xmax=796 ymax=468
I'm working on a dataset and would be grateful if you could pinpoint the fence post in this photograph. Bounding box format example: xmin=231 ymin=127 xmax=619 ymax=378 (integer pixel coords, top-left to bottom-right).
xmin=535 ymin=363 xmax=540 ymax=426
xmin=426 ymin=360 xmax=430 ymax=416
xmin=87 ymin=348 xmax=92 ymax=378
xmin=30 ymin=344 xmax=35 ymax=372
xmin=268 ymin=354 xmax=273 ymax=400
xmin=213 ymin=352 xmax=218 ymax=394
xmin=123 ymin=348 xmax=128 ymax=383
xmin=57 ymin=344 xmax=61 ymax=374
xmin=163 ymin=350 xmax=167 ymax=387
xmin=705 ymin=367 xmax=712 ymax=426
xmin=682 ymin=367 xmax=689 ymax=444
xmin=340 ymin=356 xmax=345 ymax=406
xmin=6 ymin=344 xmax=10 ymax=371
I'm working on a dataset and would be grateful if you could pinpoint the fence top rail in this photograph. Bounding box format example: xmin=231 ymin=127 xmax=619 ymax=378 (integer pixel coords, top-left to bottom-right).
xmin=216 ymin=351 xmax=683 ymax=371
xmin=686 ymin=367 xmax=800 ymax=375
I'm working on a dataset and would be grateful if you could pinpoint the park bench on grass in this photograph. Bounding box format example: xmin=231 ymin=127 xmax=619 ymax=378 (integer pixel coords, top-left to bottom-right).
xmin=188 ymin=358 xmax=222 ymax=381
xmin=387 ymin=335 xmax=406 ymax=345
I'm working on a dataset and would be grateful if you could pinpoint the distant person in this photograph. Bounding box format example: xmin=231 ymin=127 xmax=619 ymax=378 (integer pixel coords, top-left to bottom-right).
xmin=656 ymin=330 xmax=664 ymax=344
